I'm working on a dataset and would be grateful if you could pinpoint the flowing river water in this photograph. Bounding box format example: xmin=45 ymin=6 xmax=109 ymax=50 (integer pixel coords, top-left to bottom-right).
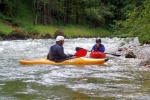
xmin=0 ymin=38 xmax=150 ymax=100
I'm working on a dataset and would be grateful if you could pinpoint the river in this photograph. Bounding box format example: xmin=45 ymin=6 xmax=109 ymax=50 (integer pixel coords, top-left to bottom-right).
xmin=0 ymin=38 xmax=150 ymax=100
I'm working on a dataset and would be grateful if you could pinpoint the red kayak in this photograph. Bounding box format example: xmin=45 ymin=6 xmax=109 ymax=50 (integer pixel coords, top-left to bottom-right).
xmin=90 ymin=51 xmax=106 ymax=58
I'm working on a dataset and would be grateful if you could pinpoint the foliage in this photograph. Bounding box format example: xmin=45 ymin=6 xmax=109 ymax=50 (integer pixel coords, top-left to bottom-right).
xmin=138 ymin=33 xmax=150 ymax=44
xmin=0 ymin=21 xmax=14 ymax=34
xmin=114 ymin=0 xmax=150 ymax=44
xmin=0 ymin=0 xmax=136 ymax=27
xmin=0 ymin=0 xmax=149 ymax=41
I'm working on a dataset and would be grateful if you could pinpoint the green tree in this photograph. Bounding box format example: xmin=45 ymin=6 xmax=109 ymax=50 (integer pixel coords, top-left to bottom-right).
xmin=85 ymin=0 xmax=114 ymax=27
xmin=114 ymin=0 xmax=150 ymax=44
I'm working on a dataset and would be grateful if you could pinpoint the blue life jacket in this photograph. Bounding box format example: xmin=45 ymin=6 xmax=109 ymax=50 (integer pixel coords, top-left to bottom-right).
xmin=91 ymin=44 xmax=105 ymax=52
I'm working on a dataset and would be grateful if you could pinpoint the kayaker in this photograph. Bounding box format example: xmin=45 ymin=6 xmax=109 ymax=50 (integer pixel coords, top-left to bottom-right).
xmin=91 ymin=38 xmax=105 ymax=52
xmin=47 ymin=36 xmax=73 ymax=62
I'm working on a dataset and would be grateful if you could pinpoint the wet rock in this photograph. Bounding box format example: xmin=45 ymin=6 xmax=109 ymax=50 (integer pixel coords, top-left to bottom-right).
xmin=146 ymin=65 xmax=150 ymax=68
xmin=118 ymin=47 xmax=123 ymax=51
xmin=125 ymin=51 xmax=136 ymax=58
xmin=139 ymin=58 xmax=150 ymax=66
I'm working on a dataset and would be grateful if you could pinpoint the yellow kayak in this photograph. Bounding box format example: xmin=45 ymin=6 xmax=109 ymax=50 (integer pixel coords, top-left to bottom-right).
xmin=19 ymin=57 xmax=108 ymax=65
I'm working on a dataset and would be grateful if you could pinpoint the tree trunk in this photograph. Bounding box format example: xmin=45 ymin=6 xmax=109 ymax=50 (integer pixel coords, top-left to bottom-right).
xmin=75 ymin=7 xmax=79 ymax=24
xmin=43 ymin=2 xmax=46 ymax=25
xmin=40 ymin=2 xmax=43 ymax=24
xmin=15 ymin=0 xmax=19 ymax=17
xmin=40 ymin=1 xmax=47 ymax=25
xmin=64 ymin=0 xmax=69 ymax=25
xmin=56 ymin=12 xmax=60 ymax=25
xmin=56 ymin=0 xmax=60 ymax=25
xmin=33 ymin=0 xmax=38 ymax=25
xmin=47 ymin=0 xmax=52 ymax=25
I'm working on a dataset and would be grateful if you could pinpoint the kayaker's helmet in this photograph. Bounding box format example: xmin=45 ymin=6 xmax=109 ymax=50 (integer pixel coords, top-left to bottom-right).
xmin=56 ymin=36 xmax=65 ymax=41
xmin=96 ymin=38 xmax=101 ymax=43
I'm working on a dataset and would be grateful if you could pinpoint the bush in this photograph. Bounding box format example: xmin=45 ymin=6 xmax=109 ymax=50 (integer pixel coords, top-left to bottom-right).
xmin=4 ymin=29 xmax=28 ymax=40
xmin=54 ymin=29 xmax=66 ymax=38
xmin=0 ymin=30 xmax=5 ymax=37
xmin=41 ymin=33 xmax=52 ymax=39
xmin=138 ymin=33 xmax=150 ymax=44
xmin=0 ymin=14 xmax=5 ymax=20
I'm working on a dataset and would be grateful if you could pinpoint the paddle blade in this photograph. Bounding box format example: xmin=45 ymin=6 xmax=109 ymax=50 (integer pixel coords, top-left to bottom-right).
xmin=74 ymin=49 xmax=87 ymax=57
xmin=75 ymin=47 xmax=83 ymax=51
xmin=105 ymin=53 xmax=121 ymax=57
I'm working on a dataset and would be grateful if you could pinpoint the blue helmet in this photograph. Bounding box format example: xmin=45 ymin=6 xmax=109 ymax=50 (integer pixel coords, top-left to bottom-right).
xmin=96 ymin=38 xmax=101 ymax=42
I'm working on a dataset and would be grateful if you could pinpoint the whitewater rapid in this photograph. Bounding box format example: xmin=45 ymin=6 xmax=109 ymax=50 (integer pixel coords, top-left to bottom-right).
xmin=0 ymin=37 xmax=150 ymax=100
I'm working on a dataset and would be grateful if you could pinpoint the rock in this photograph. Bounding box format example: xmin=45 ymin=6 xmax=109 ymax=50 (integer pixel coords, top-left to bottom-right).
xmin=139 ymin=58 xmax=150 ymax=66
xmin=125 ymin=51 xmax=136 ymax=58
xmin=145 ymin=65 xmax=150 ymax=68
xmin=118 ymin=47 xmax=123 ymax=51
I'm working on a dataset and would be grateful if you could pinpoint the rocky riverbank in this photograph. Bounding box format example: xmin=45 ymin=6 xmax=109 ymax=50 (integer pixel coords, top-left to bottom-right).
xmin=0 ymin=29 xmax=98 ymax=40
xmin=116 ymin=44 xmax=150 ymax=68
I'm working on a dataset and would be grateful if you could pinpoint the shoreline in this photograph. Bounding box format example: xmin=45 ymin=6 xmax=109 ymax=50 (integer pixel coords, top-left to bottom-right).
xmin=116 ymin=44 xmax=150 ymax=68
xmin=0 ymin=30 xmax=103 ymax=41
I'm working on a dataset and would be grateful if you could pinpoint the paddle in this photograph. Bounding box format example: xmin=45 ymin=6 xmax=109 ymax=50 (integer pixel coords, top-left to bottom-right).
xmin=75 ymin=47 xmax=121 ymax=57
xmin=104 ymin=53 xmax=121 ymax=57
xmin=74 ymin=48 xmax=87 ymax=57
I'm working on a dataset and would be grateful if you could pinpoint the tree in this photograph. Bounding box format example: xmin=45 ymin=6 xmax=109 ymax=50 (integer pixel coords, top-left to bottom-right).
xmin=40 ymin=1 xmax=47 ymax=25
xmin=15 ymin=0 xmax=19 ymax=17
xmin=33 ymin=0 xmax=39 ymax=25
xmin=47 ymin=0 xmax=52 ymax=25
xmin=64 ymin=0 xmax=70 ymax=25
xmin=85 ymin=0 xmax=114 ymax=27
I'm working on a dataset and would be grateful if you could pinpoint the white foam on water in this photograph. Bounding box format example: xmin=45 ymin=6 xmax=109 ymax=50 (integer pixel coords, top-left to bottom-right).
xmin=0 ymin=37 xmax=150 ymax=99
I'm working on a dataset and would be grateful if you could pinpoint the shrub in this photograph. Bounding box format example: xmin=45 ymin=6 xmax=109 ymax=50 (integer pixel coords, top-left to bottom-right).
xmin=4 ymin=29 xmax=28 ymax=40
xmin=54 ymin=29 xmax=66 ymax=38
xmin=138 ymin=33 xmax=150 ymax=44
xmin=41 ymin=33 xmax=52 ymax=39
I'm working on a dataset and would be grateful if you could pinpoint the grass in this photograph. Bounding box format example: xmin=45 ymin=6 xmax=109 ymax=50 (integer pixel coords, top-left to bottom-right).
xmin=55 ymin=25 xmax=112 ymax=37
xmin=33 ymin=25 xmax=58 ymax=35
xmin=0 ymin=21 xmax=15 ymax=34
xmin=21 ymin=24 xmax=113 ymax=38
xmin=0 ymin=17 xmax=112 ymax=38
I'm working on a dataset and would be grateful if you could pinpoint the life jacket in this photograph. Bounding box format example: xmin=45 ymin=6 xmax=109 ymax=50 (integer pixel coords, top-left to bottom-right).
xmin=47 ymin=44 xmax=67 ymax=61
xmin=94 ymin=44 xmax=101 ymax=51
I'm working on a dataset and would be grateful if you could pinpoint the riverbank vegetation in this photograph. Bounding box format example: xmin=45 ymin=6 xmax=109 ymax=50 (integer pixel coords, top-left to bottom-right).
xmin=0 ymin=0 xmax=149 ymax=44
xmin=114 ymin=0 xmax=150 ymax=44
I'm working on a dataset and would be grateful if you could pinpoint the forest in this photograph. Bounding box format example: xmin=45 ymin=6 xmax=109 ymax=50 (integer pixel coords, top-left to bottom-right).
xmin=0 ymin=0 xmax=149 ymax=44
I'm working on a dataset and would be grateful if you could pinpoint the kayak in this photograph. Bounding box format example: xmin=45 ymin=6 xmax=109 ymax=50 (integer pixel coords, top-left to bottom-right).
xmin=90 ymin=51 xmax=106 ymax=58
xmin=19 ymin=57 xmax=108 ymax=65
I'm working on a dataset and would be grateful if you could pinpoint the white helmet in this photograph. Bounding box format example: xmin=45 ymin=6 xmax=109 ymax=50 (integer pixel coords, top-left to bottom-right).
xmin=56 ymin=36 xmax=65 ymax=41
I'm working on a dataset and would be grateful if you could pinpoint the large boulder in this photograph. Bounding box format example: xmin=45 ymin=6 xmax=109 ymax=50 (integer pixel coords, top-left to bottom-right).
xmin=125 ymin=51 xmax=136 ymax=58
xmin=139 ymin=58 xmax=150 ymax=66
